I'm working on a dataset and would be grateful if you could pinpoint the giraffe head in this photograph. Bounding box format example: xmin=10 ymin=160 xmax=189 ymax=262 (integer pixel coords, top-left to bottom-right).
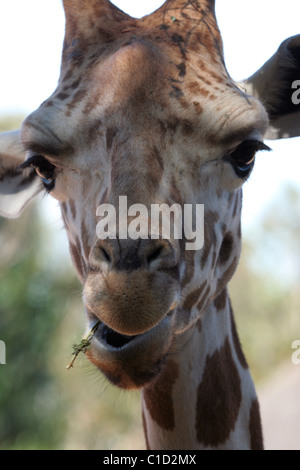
xmin=0 ymin=0 xmax=299 ymax=390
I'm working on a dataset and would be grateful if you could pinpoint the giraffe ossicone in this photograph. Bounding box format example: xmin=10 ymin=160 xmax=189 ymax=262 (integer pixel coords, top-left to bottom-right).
xmin=0 ymin=0 xmax=300 ymax=450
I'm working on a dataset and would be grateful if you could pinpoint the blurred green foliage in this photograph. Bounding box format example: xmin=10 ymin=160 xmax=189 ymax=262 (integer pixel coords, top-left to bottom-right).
xmin=0 ymin=205 xmax=142 ymax=450
xmin=0 ymin=206 xmax=76 ymax=449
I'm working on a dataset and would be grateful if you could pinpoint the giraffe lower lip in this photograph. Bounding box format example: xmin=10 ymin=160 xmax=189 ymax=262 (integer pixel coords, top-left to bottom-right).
xmin=87 ymin=316 xmax=173 ymax=388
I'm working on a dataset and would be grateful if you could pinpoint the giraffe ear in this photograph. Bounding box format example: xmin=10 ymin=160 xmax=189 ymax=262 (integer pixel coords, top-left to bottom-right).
xmin=0 ymin=131 xmax=42 ymax=218
xmin=240 ymin=35 xmax=300 ymax=140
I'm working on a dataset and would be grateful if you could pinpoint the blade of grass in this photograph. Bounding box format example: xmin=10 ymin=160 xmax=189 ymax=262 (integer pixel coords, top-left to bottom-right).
xmin=66 ymin=321 xmax=101 ymax=370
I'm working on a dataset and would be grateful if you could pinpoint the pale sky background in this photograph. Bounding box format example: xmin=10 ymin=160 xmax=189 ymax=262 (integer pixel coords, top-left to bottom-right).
xmin=0 ymin=0 xmax=299 ymax=232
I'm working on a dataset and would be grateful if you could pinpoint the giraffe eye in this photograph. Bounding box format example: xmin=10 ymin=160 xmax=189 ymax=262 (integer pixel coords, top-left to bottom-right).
xmin=225 ymin=140 xmax=271 ymax=178
xmin=20 ymin=154 xmax=56 ymax=191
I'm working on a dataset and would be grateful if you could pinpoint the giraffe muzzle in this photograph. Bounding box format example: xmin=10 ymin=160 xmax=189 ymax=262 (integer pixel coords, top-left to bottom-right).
xmin=83 ymin=238 xmax=180 ymax=336
xmin=83 ymin=267 xmax=179 ymax=336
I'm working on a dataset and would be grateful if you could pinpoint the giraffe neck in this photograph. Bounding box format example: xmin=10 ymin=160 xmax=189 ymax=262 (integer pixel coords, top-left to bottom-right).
xmin=141 ymin=290 xmax=263 ymax=450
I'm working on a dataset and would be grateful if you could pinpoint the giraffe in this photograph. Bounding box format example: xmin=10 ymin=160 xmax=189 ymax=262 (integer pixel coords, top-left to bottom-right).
xmin=0 ymin=0 xmax=300 ymax=450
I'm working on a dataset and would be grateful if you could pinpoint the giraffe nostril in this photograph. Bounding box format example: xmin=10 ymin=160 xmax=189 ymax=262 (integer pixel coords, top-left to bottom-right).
xmin=99 ymin=246 xmax=112 ymax=264
xmin=147 ymin=245 xmax=163 ymax=265
xmin=90 ymin=240 xmax=114 ymax=268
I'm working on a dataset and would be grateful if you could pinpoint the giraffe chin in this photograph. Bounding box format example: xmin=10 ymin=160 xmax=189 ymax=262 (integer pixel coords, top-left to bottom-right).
xmin=85 ymin=316 xmax=173 ymax=390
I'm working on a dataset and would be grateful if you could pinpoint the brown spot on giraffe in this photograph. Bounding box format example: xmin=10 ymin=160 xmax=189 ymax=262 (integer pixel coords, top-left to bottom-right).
xmin=106 ymin=127 xmax=118 ymax=151
xmin=152 ymin=145 xmax=164 ymax=172
xmin=70 ymin=242 xmax=85 ymax=282
xmin=88 ymin=119 xmax=103 ymax=141
xmin=218 ymin=232 xmax=234 ymax=265
xmin=187 ymin=81 xmax=203 ymax=95
xmin=198 ymin=87 xmax=210 ymax=98
xmin=67 ymin=88 xmax=87 ymax=112
xmin=232 ymin=190 xmax=242 ymax=219
xmin=181 ymin=250 xmax=196 ymax=288
xmin=69 ymin=78 xmax=82 ymax=90
xmin=201 ymin=211 xmax=219 ymax=269
xmin=179 ymin=97 xmax=190 ymax=109
xmin=166 ymin=116 xmax=181 ymax=134
xmin=182 ymin=281 xmax=207 ymax=311
xmin=80 ymin=219 xmax=90 ymax=260
xmin=57 ymin=92 xmax=70 ymax=101
xmin=98 ymin=187 xmax=108 ymax=206
xmin=196 ymin=285 xmax=211 ymax=313
xmin=181 ymin=119 xmax=194 ymax=137
xmin=196 ymin=337 xmax=242 ymax=446
xmin=169 ymin=174 xmax=183 ymax=206
xmin=69 ymin=198 xmax=76 ymax=220
xmin=60 ymin=204 xmax=70 ymax=231
xmin=214 ymin=288 xmax=227 ymax=312
xmin=197 ymin=58 xmax=208 ymax=73
xmin=144 ymin=147 xmax=165 ymax=192
xmin=144 ymin=360 xmax=179 ymax=431
xmin=196 ymin=318 xmax=202 ymax=333
xmin=249 ymin=399 xmax=264 ymax=450
xmin=217 ymin=255 xmax=240 ymax=294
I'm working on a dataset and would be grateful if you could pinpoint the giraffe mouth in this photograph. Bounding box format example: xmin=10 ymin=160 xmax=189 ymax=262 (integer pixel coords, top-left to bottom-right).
xmin=100 ymin=322 xmax=137 ymax=349
xmin=85 ymin=314 xmax=145 ymax=351
xmin=89 ymin=308 xmax=176 ymax=350
xmin=85 ymin=314 xmax=174 ymax=389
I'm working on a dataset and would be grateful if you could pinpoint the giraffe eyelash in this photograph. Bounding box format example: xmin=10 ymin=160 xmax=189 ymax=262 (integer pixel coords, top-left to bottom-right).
xmin=20 ymin=155 xmax=56 ymax=192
